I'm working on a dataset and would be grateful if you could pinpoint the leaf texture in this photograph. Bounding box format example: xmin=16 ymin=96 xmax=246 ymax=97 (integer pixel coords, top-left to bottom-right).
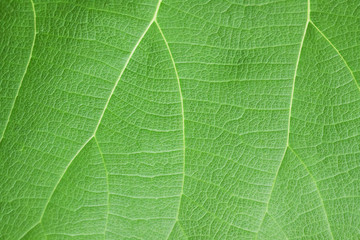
xmin=1 ymin=0 xmax=360 ymax=239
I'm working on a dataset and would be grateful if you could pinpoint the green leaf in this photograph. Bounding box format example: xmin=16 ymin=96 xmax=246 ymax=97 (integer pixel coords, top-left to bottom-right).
xmin=1 ymin=0 xmax=360 ymax=239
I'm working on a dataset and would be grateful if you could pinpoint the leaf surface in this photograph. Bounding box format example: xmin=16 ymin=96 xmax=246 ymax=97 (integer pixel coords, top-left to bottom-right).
xmin=1 ymin=0 xmax=360 ymax=239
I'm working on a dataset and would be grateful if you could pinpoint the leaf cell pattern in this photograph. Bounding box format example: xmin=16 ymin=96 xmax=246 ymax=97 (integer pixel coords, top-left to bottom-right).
xmin=1 ymin=0 xmax=360 ymax=239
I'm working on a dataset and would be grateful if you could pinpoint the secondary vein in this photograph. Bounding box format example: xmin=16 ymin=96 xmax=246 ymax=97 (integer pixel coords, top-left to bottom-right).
xmin=0 ymin=0 xmax=37 ymax=143
xmin=289 ymin=146 xmax=334 ymax=240
xmin=20 ymin=1 xmax=163 ymax=238
xmin=93 ymin=0 xmax=162 ymax=135
xmin=155 ymin=19 xmax=186 ymax=237
xmin=255 ymin=0 xmax=310 ymax=237
xmin=94 ymin=135 xmax=110 ymax=238
xmin=309 ymin=20 xmax=360 ymax=92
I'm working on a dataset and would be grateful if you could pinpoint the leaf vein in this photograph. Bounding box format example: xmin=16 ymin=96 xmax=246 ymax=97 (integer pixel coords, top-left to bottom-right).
xmin=0 ymin=0 xmax=37 ymax=143
xmin=255 ymin=0 xmax=310 ymax=237
xmin=288 ymin=146 xmax=334 ymax=240
xmin=155 ymin=18 xmax=186 ymax=224
xmin=309 ymin=20 xmax=360 ymax=93
xmin=94 ymin=136 xmax=110 ymax=238
xmin=19 ymin=1 xmax=163 ymax=238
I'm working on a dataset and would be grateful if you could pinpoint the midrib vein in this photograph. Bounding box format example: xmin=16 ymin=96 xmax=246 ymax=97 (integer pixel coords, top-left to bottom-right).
xmin=0 ymin=0 xmax=36 ymax=143
xmin=20 ymin=1 xmax=163 ymax=238
xmin=155 ymin=20 xmax=186 ymax=239
xmin=255 ymin=0 xmax=310 ymax=238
